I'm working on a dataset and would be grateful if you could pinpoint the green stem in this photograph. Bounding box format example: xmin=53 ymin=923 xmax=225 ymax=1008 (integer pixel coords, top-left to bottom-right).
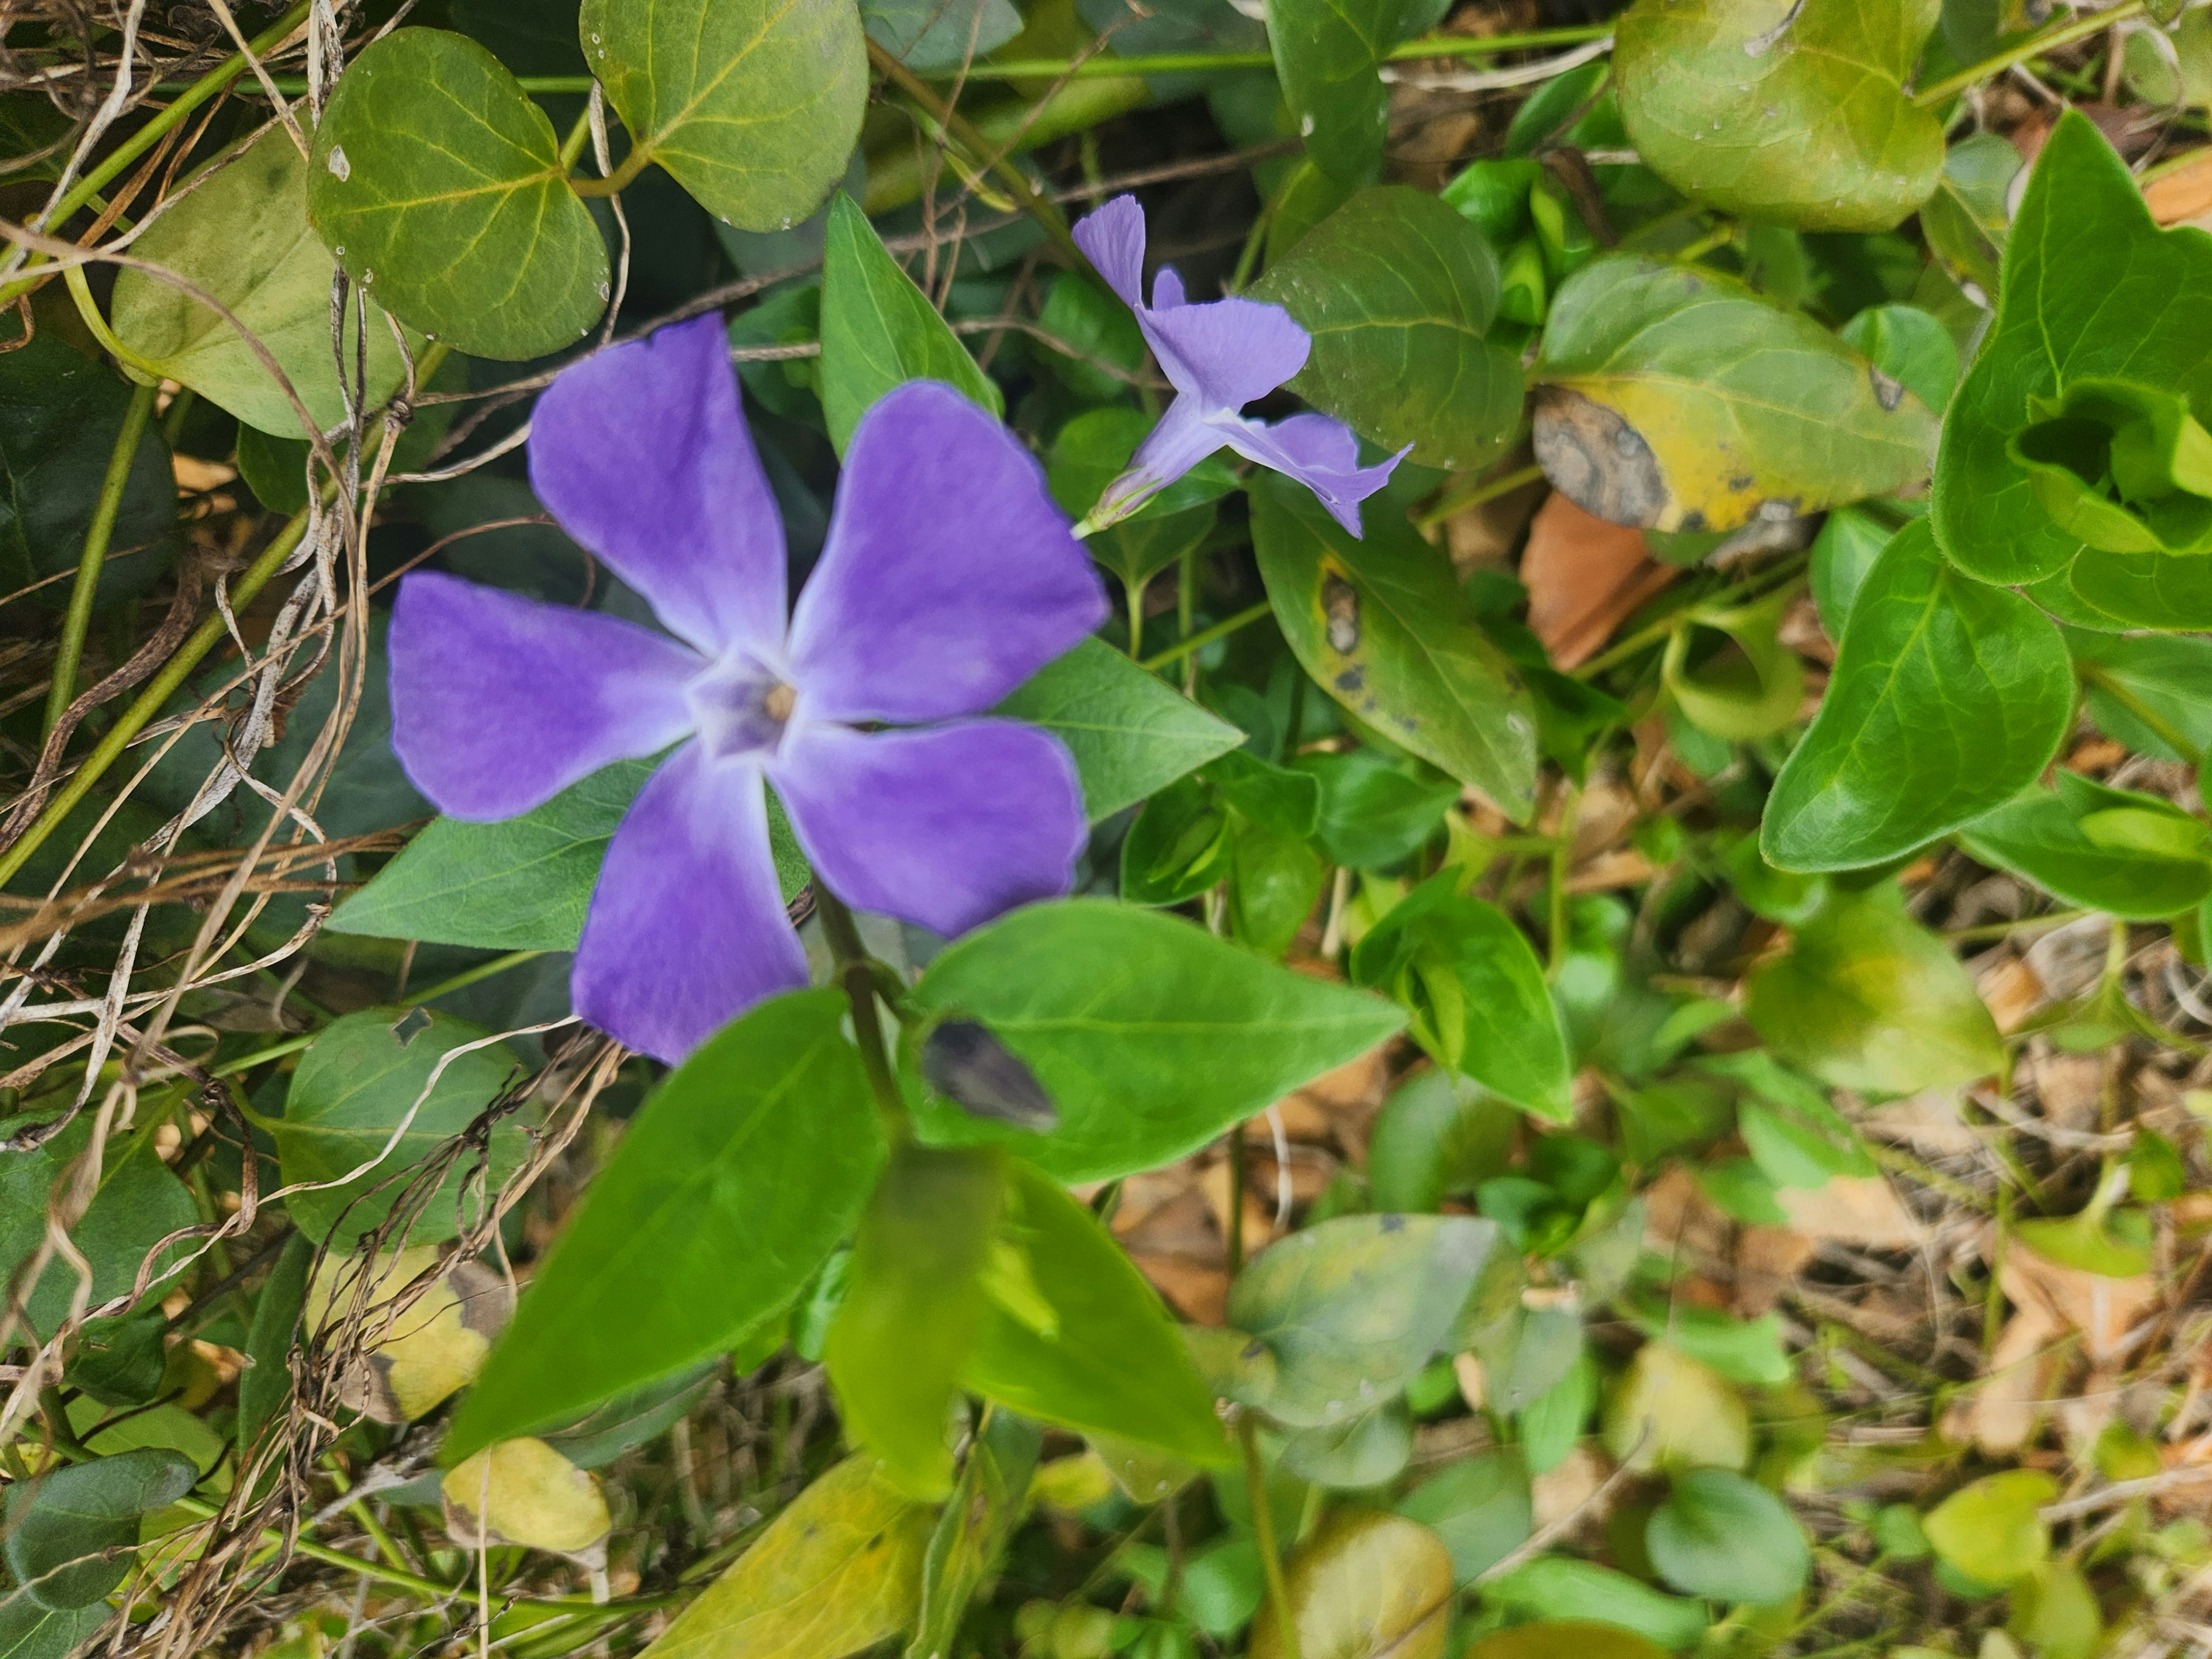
xmin=813 ymin=886 xmax=911 ymax=1139
xmin=1 ymin=0 xmax=313 ymax=302
xmin=1942 ymin=908 xmax=2089 ymax=945
xmin=47 ymin=379 xmax=157 ymax=734
xmin=1669 ymin=220 xmax=1735 ymax=266
xmin=567 ymin=146 xmax=652 ymax=196
xmin=1912 ymin=1 xmax=2146 ymax=106
xmin=404 ymin=949 xmax=546 ymax=1010
xmin=1415 ymin=461 xmax=1546 ymax=532
xmin=1239 ymin=1417 xmax=1301 ymax=1659
xmin=1139 ymin=599 xmax=1271 ymax=672
xmin=1125 ymin=575 xmax=1147 ymax=660
xmin=0 ymin=506 xmax=313 ymax=891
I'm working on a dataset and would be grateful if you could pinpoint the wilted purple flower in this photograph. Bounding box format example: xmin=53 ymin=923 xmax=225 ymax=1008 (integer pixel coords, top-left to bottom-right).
xmin=1073 ymin=194 xmax=1407 ymax=537
xmin=389 ymin=316 xmax=1107 ymax=1062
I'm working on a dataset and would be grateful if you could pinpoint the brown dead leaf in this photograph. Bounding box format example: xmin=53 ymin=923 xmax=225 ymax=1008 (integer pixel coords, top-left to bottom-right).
xmin=2027 ymin=1048 xmax=2104 ymax=1131
xmin=1520 ymin=491 xmax=1678 ymax=669
xmin=1128 ymin=1254 xmax=1228 ymax=1325
xmin=2002 ymin=1243 xmax=2158 ymax=1364
xmin=1862 ymin=1087 xmax=1980 ymax=1156
xmin=1199 ymin=1160 xmax=1281 ymax=1256
xmin=2145 ymin=149 xmax=2212 ymax=228
xmin=1778 ymin=1175 xmax=1925 ymax=1248
xmin=1735 ymin=1226 xmax=1815 ymax=1316
xmin=1530 ymin=1444 xmax=1614 ymax=1536
xmin=1978 ymin=955 xmax=2047 ymax=1034
xmin=1953 ymin=1301 xmax=2063 ymax=1455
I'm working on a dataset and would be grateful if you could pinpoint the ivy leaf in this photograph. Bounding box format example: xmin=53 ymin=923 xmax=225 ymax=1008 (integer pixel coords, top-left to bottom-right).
xmin=1961 ymin=773 xmax=2212 ymax=921
xmin=3 ymin=1449 xmax=198 ymax=1609
xmin=581 ymin=0 xmax=865 ymax=231
xmin=993 ymin=638 xmax=1243 ymax=821
xmin=1252 ymin=474 xmax=1538 ymax=820
xmin=904 ymin=900 xmax=1406 ymax=1181
xmin=1933 ymin=111 xmax=2212 ymax=593
xmin=1645 ymin=1469 xmax=1810 ymax=1605
xmin=1745 ymin=887 xmax=2004 ymax=1096
xmin=113 ymin=126 xmax=418 ymax=435
xmin=1763 ymin=521 xmax=2073 ymax=872
xmin=1531 ymin=255 xmax=1938 ymax=533
xmin=1264 ymin=0 xmax=1400 ymax=185
xmin=1615 ymin=0 xmax=1945 ymax=233
xmin=819 ymin=194 xmax=1002 ymax=454
xmin=445 ymin=990 xmax=881 ymax=1461
xmin=1254 ymin=187 xmax=1523 ymax=471
xmin=637 ymin=1457 xmax=931 ymax=1659
xmin=306 ymin=28 xmax=608 ymax=361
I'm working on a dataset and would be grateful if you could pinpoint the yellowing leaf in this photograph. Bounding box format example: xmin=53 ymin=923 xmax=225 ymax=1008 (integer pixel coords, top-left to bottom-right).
xmin=442 ymin=1438 xmax=610 ymax=1556
xmin=1249 ymin=1508 xmax=1453 ymax=1659
xmin=305 ymin=1248 xmax=512 ymax=1424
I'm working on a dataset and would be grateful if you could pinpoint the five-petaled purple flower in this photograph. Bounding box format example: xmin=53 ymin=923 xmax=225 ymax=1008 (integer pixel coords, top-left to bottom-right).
xmin=389 ymin=316 xmax=1107 ymax=1063
xmin=1073 ymin=195 xmax=1407 ymax=537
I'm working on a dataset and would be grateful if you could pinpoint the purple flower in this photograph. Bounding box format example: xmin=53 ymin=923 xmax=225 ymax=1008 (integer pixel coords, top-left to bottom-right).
xmin=1072 ymin=194 xmax=1407 ymax=537
xmin=389 ymin=316 xmax=1107 ymax=1063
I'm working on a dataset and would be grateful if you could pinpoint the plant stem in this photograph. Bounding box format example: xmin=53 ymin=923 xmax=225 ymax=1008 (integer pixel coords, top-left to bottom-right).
xmin=567 ymin=146 xmax=652 ymax=196
xmin=1912 ymin=1 xmax=2146 ymax=107
xmin=812 ymin=886 xmax=911 ymax=1138
xmin=1240 ymin=1416 xmax=1301 ymax=1659
xmin=1125 ymin=575 xmax=1147 ymax=660
xmin=0 ymin=505 xmax=313 ymax=890
xmin=1415 ymin=461 xmax=1546 ymax=533
xmin=47 ymin=379 xmax=157 ymax=734
xmin=404 ymin=949 xmax=547 ymax=1009
xmin=1139 ymin=598 xmax=1271 ymax=672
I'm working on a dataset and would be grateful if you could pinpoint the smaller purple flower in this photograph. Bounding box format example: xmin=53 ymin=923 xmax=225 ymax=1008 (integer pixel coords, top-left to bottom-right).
xmin=1072 ymin=194 xmax=1408 ymax=538
xmin=389 ymin=316 xmax=1107 ymax=1063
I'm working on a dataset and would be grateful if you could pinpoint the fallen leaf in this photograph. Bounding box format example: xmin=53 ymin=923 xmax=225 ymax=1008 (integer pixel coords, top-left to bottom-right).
xmin=1520 ymin=491 xmax=1678 ymax=669
xmin=1778 ymin=1175 xmax=1925 ymax=1248
xmin=2002 ymin=1243 xmax=2157 ymax=1363
xmin=1952 ymin=1301 xmax=2062 ymax=1455
xmin=1529 ymin=1443 xmax=1612 ymax=1534
xmin=1734 ymin=1227 xmax=1815 ymax=1316
xmin=1978 ymin=956 xmax=2048 ymax=1034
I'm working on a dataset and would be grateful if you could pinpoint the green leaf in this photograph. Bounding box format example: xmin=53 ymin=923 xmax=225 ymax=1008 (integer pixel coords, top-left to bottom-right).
xmin=1366 ymin=1069 xmax=1516 ymax=1215
xmin=1807 ymin=502 xmax=1897 ymax=635
xmin=65 ymin=1310 xmax=169 ymax=1410
xmin=820 ymin=194 xmax=1002 ymax=454
xmin=1253 ymin=474 xmax=1539 ymax=819
xmin=1229 ymin=813 xmax=1329 ymax=958
xmin=274 ymin=1007 xmax=523 ymax=1248
xmin=1922 ymin=1471 xmax=2057 ymax=1586
xmin=1253 ymin=187 xmax=1522 ymax=471
xmin=1264 ymin=0 xmax=1401 ymax=185
xmin=1745 ymin=887 xmax=2003 ymax=1096
xmin=113 ymin=126 xmax=417 ymax=435
xmin=962 ymin=1162 xmax=1229 ymax=1464
xmin=1933 ymin=111 xmax=2212 ymax=591
xmin=1840 ymin=305 xmax=1960 ymax=417
xmin=908 ymin=1412 xmax=1040 ymax=1659
xmin=1297 ymin=748 xmax=1462 ymax=870
xmin=1249 ymin=1509 xmax=1454 ymax=1659
xmin=1352 ymin=873 xmax=1573 ymax=1122
xmin=1645 ymin=1469 xmax=1809 ymax=1605
xmin=827 ymin=1145 xmax=1006 ymax=1501
xmin=0 ymin=1596 xmax=108 ymax=1659
xmin=331 ymin=762 xmax=808 ymax=950
xmin=1603 ymin=1341 xmax=1749 ymax=1473
xmin=1531 ymin=255 xmax=1938 ymax=533
xmin=236 ymin=1234 xmax=312 ymax=1455
xmin=993 ymin=638 xmax=1242 ymax=821
xmin=863 ymin=0 xmax=1021 ymax=72
xmin=3 ymin=1449 xmax=197 ymax=1609
xmin=581 ymin=0 xmax=865 ymax=230
xmin=0 ymin=331 xmax=175 ymax=613
xmin=1120 ymin=772 xmax=1234 ymax=904
xmin=1661 ymin=589 xmax=1805 ymax=743
xmin=0 ymin=1112 xmax=196 ymax=1339
xmin=2066 ymin=628 xmax=2212 ymax=761
xmin=542 ymin=1364 xmax=719 ymax=1469
xmin=306 ymin=28 xmax=608 ymax=361
xmin=1961 ymin=772 xmax=2212 ymax=921
xmin=905 ymin=900 xmax=1406 ymax=1181
xmin=638 ymin=1456 xmax=931 ymax=1659
xmin=1281 ymin=1404 xmax=1414 ymax=1488
xmin=1479 ymin=1562 xmax=1710 ymax=1650
xmin=1396 ymin=1449 xmax=1532 ymax=1584
xmin=2008 ymin=378 xmax=2212 ymax=555
xmin=1463 ymin=1622 xmax=1672 ymax=1659
xmin=1228 ymin=1213 xmax=1500 ymax=1427
xmin=1762 ymin=520 xmax=2073 ymax=872
xmin=445 ymin=989 xmax=881 ymax=1461
xmin=1614 ymin=0 xmax=1944 ymax=233
xmin=1921 ymin=132 xmax=2019 ymax=301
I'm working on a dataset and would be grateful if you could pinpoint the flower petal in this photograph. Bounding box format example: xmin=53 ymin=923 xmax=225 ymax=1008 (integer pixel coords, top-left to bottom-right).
xmin=527 ymin=313 xmax=786 ymax=658
xmin=1141 ymin=293 xmax=1310 ymax=411
xmin=786 ymin=381 xmax=1107 ymax=723
xmin=1071 ymin=194 xmax=1146 ymax=312
xmin=1150 ymin=266 xmax=1187 ymax=310
xmin=390 ymin=571 xmax=700 ymax=820
xmin=771 ymin=720 xmax=1084 ymax=938
xmin=571 ymin=748 xmax=808 ymax=1062
xmin=1224 ymin=412 xmax=1410 ymax=537
xmin=1090 ymin=396 xmax=1230 ymax=528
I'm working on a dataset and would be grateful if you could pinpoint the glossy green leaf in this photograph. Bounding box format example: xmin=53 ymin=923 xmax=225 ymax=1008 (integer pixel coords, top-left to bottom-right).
xmin=820 ymin=194 xmax=1002 ymax=454
xmin=1396 ymin=1449 xmax=1532 ymax=1584
xmin=1807 ymin=502 xmax=1897 ymax=635
xmin=0 ymin=332 xmax=175 ymax=613
xmin=113 ymin=126 xmax=416 ymax=435
xmin=993 ymin=638 xmax=1243 ymax=821
xmin=1228 ymin=1213 xmax=1499 ymax=1427
xmin=1249 ymin=1509 xmax=1453 ymax=1659
xmin=543 ymin=1365 xmax=719 ymax=1470
xmin=0 ymin=1112 xmax=196 ymax=1338
xmin=1921 ymin=132 xmax=2019 ymax=301
xmin=1120 ymin=772 xmax=1234 ymax=905
xmin=2009 ymin=378 xmax=2212 ymax=555
xmin=1253 ymin=474 xmax=1539 ymax=819
xmin=1485 ymin=1564 xmax=1709 ymax=1649
xmin=1229 ymin=814 xmax=1328 ymax=957
xmin=905 ymin=900 xmax=1406 ymax=1181
xmin=1645 ymin=1468 xmax=1809 ymax=1604
xmin=1934 ymin=111 xmax=2212 ymax=592
xmin=1297 ymin=748 xmax=1462 ymax=870
xmin=1352 ymin=873 xmax=1573 ymax=1122
xmin=445 ymin=990 xmax=881 ymax=1461
xmin=908 ymin=1412 xmax=1040 ymax=1659
xmin=1661 ymin=589 xmax=1805 ymax=743
xmin=962 ymin=1162 xmax=1228 ymax=1463
xmin=827 ymin=1145 xmax=1005 ymax=1500
xmin=274 ymin=1007 xmax=523 ymax=1248
xmin=2066 ymin=628 xmax=2212 ymax=761
xmin=1615 ymin=0 xmax=1944 ymax=232
xmin=1922 ymin=1471 xmax=2056 ymax=1586
xmin=0 ymin=1596 xmax=108 ymax=1659
xmin=639 ymin=1456 xmax=931 ymax=1659
xmin=306 ymin=28 xmax=608 ymax=361
xmin=1532 ymin=256 xmax=1938 ymax=533
xmin=236 ymin=1234 xmax=312 ymax=1455
xmin=1745 ymin=887 xmax=2004 ymax=1096
xmin=1264 ymin=0 xmax=1400 ymax=185
xmin=1254 ymin=187 xmax=1522 ymax=471
xmin=1840 ymin=305 xmax=1960 ymax=416
xmin=582 ymin=0 xmax=865 ymax=230
xmin=66 ymin=1310 xmax=168 ymax=1410
xmin=3 ymin=1448 xmax=196 ymax=1608
xmin=1763 ymin=521 xmax=2073 ymax=872
xmin=1961 ymin=772 xmax=2212 ymax=920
